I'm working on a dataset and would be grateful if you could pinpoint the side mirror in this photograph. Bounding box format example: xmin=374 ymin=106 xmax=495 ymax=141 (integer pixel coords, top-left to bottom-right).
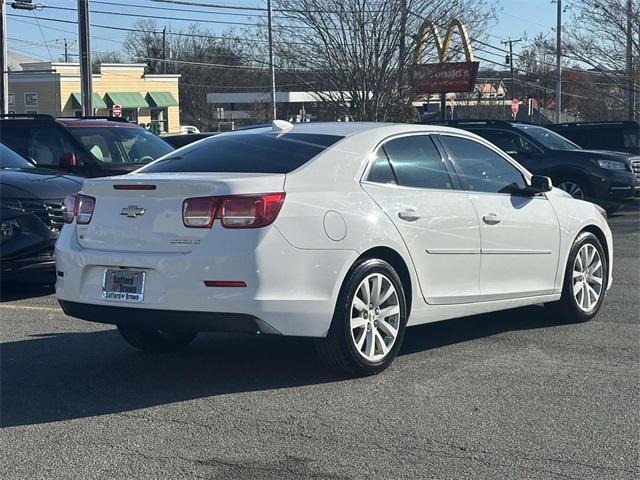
xmin=528 ymin=175 xmax=552 ymax=194
xmin=59 ymin=152 xmax=77 ymax=168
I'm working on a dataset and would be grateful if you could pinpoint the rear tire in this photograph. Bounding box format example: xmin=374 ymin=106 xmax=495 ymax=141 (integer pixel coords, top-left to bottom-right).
xmin=117 ymin=325 xmax=197 ymax=352
xmin=545 ymin=232 xmax=607 ymax=322
xmin=315 ymin=258 xmax=407 ymax=376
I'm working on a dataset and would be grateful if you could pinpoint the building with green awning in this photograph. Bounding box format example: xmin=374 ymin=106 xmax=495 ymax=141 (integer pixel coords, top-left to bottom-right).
xmin=7 ymin=62 xmax=181 ymax=132
xmin=146 ymin=91 xmax=178 ymax=108
xmin=104 ymin=92 xmax=149 ymax=109
xmin=70 ymin=92 xmax=108 ymax=110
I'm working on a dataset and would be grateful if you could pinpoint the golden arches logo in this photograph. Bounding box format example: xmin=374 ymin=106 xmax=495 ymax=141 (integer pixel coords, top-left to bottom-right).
xmin=415 ymin=19 xmax=475 ymax=64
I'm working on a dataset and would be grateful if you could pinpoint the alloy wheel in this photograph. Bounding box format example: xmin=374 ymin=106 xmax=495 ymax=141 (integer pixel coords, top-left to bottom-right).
xmin=572 ymin=243 xmax=604 ymax=312
xmin=558 ymin=181 xmax=585 ymax=199
xmin=350 ymin=273 xmax=401 ymax=362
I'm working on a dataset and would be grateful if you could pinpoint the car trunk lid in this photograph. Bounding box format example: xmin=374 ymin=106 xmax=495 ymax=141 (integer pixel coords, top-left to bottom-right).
xmin=76 ymin=173 xmax=285 ymax=253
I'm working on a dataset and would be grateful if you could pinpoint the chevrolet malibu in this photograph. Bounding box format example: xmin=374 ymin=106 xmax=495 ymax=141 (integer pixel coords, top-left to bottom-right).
xmin=55 ymin=122 xmax=613 ymax=375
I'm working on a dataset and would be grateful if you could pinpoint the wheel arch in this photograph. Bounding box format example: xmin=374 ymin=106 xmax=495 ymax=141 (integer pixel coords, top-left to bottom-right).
xmin=580 ymin=224 xmax=610 ymax=266
xmin=354 ymin=246 xmax=414 ymax=318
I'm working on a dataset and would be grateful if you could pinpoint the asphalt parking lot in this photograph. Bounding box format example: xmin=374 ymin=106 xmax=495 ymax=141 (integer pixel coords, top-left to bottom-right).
xmin=1 ymin=203 xmax=638 ymax=480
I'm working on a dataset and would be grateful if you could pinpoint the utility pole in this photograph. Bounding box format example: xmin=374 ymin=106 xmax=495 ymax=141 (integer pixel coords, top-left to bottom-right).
xmin=555 ymin=0 xmax=562 ymax=123
xmin=625 ymin=0 xmax=634 ymax=120
xmin=77 ymin=0 xmax=92 ymax=116
xmin=1 ymin=0 xmax=8 ymax=115
xmin=266 ymin=0 xmax=276 ymax=120
xmin=162 ymin=26 xmax=167 ymax=74
xmin=501 ymin=37 xmax=522 ymax=102
xmin=398 ymin=0 xmax=408 ymax=99
xmin=64 ymin=38 xmax=69 ymax=62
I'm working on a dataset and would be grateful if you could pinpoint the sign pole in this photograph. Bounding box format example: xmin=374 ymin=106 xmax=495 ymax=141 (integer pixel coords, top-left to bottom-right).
xmin=1 ymin=0 xmax=8 ymax=115
xmin=78 ymin=0 xmax=93 ymax=116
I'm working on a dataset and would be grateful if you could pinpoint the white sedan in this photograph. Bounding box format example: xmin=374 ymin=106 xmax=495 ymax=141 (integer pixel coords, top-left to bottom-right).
xmin=56 ymin=122 xmax=612 ymax=375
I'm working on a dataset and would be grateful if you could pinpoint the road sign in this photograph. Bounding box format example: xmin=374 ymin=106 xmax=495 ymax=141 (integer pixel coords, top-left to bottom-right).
xmin=112 ymin=104 xmax=122 ymax=118
xmin=511 ymin=99 xmax=519 ymax=115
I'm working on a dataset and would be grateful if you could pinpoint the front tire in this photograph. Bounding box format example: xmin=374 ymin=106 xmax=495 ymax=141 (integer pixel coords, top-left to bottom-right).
xmin=117 ymin=325 xmax=197 ymax=352
xmin=556 ymin=177 xmax=590 ymax=200
xmin=545 ymin=232 xmax=607 ymax=322
xmin=315 ymin=258 xmax=407 ymax=376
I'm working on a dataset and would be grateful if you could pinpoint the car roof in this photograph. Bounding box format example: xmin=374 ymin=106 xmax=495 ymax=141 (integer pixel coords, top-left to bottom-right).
xmin=0 ymin=115 xmax=137 ymax=128
xmin=229 ymin=121 xmax=472 ymax=138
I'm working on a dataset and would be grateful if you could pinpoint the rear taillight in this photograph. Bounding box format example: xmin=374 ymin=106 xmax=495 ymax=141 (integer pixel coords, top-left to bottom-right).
xmin=76 ymin=195 xmax=96 ymax=224
xmin=62 ymin=194 xmax=77 ymax=223
xmin=62 ymin=194 xmax=95 ymax=224
xmin=182 ymin=193 xmax=285 ymax=229
xmin=182 ymin=197 xmax=219 ymax=228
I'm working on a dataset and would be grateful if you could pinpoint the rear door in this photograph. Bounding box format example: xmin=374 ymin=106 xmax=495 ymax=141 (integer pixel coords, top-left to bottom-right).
xmin=361 ymin=134 xmax=481 ymax=305
xmin=439 ymin=134 xmax=560 ymax=300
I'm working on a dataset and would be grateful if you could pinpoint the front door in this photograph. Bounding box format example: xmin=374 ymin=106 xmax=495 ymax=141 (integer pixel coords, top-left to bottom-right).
xmin=439 ymin=134 xmax=560 ymax=300
xmin=361 ymin=134 xmax=481 ymax=305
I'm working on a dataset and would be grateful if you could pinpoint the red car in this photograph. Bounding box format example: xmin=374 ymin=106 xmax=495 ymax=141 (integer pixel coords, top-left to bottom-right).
xmin=0 ymin=114 xmax=174 ymax=178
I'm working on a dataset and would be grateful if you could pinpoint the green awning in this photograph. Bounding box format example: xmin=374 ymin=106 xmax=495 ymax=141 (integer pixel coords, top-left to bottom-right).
xmin=146 ymin=91 xmax=178 ymax=108
xmin=70 ymin=92 xmax=108 ymax=109
xmin=104 ymin=92 xmax=148 ymax=109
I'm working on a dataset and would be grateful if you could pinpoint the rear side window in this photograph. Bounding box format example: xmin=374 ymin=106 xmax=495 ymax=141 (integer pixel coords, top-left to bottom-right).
xmin=382 ymin=135 xmax=453 ymax=190
xmin=366 ymin=149 xmax=397 ymax=184
xmin=141 ymin=132 xmax=344 ymax=174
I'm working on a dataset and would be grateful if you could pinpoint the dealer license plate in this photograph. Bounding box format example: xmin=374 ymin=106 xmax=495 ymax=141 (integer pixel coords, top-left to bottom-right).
xmin=102 ymin=269 xmax=146 ymax=302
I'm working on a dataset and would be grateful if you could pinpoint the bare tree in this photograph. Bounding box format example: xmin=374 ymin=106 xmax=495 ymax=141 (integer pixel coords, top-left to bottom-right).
xmin=123 ymin=20 xmax=246 ymax=129
xmin=563 ymin=0 xmax=640 ymax=120
xmin=268 ymin=0 xmax=493 ymax=121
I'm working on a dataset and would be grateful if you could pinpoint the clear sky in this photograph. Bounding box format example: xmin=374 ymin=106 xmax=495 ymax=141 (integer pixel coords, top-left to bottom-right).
xmin=6 ymin=0 xmax=559 ymax=67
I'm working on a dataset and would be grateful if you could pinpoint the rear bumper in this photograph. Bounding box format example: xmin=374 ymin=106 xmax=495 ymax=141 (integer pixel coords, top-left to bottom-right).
xmin=58 ymin=300 xmax=268 ymax=334
xmin=55 ymin=224 xmax=358 ymax=337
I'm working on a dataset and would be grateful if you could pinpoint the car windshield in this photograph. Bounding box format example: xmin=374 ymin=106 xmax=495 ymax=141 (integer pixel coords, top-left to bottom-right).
xmin=67 ymin=126 xmax=174 ymax=165
xmin=0 ymin=143 xmax=34 ymax=169
xmin=140 ymin=132 xmax=344 ymax=174
xmin=514 ymin=125 xmax=581 ymax=151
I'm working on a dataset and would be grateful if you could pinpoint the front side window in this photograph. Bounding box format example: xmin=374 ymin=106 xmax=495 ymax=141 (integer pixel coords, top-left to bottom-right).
xmin=441 ymin=135 xmax=527 ymax=194
xmin=472 ymin=129 xmax=541 ymax=156
xmin=68 ymin=127 xmax=173 ymax=165
xmin=381 ymin=135 xmax=453 ymax=190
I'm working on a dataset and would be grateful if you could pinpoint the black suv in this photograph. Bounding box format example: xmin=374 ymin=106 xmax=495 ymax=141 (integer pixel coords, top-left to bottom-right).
xmin=548 ymin=121 xmax=640 ymax=155
xmin=0 ymin=114 xmax=174 ymax=178
xmin=429 ymin=120 xmax=639 ymax=213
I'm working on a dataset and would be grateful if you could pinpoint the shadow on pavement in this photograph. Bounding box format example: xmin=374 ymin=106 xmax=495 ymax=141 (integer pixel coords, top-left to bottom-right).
xmin=1 ymin=304 xmax=571 ymax=428
xmin=0 ymin=282 xmax=56 ymax=302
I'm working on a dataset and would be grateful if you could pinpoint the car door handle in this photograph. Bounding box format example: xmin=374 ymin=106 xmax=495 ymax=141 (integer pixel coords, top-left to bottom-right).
xmin=398 ymin=209 xmax=421 ymax=222
xmin=482 ymin=213 xmax=501 ymax=225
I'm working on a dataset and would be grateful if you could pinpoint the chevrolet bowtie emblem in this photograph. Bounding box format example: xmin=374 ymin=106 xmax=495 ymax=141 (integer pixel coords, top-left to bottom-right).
xmin=120 ymin=205 xmax=146 ymax=218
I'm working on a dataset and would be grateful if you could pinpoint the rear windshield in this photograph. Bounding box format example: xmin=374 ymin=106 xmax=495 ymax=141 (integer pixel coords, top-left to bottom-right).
xmin=140 ymin=132 xmax=344 ymax=174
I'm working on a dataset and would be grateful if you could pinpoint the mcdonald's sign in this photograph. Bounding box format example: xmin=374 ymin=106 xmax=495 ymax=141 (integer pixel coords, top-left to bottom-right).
xmin=410 ymin=62 xmax=479 ymax=94
xmin=411 ymin=19 xmax=480 ymax=94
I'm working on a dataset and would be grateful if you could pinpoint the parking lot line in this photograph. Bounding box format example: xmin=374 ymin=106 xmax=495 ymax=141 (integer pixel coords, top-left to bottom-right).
xmin=0 ymin=304 xmax=61 ymax=313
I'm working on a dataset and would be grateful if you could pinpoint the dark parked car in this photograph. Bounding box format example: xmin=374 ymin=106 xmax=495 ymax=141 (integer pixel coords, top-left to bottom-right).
xmin=0 ymin=114 xmax=174 ymax=178
xmin=548 ymin=121 xmax=640 ymax=155
xmin=1 ymin=143 xmax=83 ymax=281
xmin=162 ymin=132 xmax=219 ymax=149
xmin=430 ymin=120 xmax=639 ymax=213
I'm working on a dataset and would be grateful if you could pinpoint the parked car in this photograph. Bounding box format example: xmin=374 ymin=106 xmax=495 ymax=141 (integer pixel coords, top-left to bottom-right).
xmin=162 ymin=132 xmax=219 ymax=149
xmin=0 ymin=114 xmax=174 ymax=178
xmin=56 ymin=122 xmax=612 ymax=375
xmin=429 ymin=120 xmax=639 ymax=213
xmin=1 ymin=142 xmax=83 ymax=281
xmin=179 ymin=125 xmax=200 ymax=134
xmin=548 ymin=121 xmax=640 ymax=155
